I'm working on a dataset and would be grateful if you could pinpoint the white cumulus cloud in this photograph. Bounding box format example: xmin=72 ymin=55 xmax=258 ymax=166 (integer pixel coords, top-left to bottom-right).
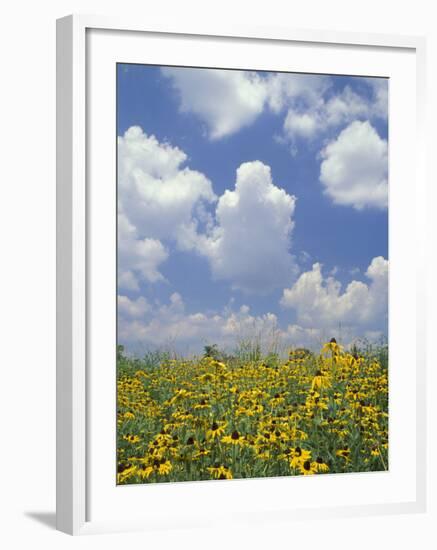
xmin=117 ymin=293 xmax=281 ymax=354
xmin=117 ymin=126 xmax=218 ymax=288
xmin=162 ymin=67 xmax=387 ymax=148
xmin=319 ymin=120 xmax=388 ymax=209
xmin=281 ymin=256 xmax=388 ymax=333
xmin=282 ymin=84 xmax=386 ymax=142
xmin=194 ymin=160 xmax=298 ymax=294
xmin=118 ymin=252 xmax=389 ymax=352
xmin=118 ymin=129 xmax=299 ymax=295
xmin=162 ymin=68 xmax=267 ymax=140
xmin=264 ymin=72 xmax=330 ymax=114
xmin=283 ymin=111 xmax=319 ymax=139
xmin=118 ymin=295 xmax=150 ymax=318
xmin=364 ymin=77 xmax=388 ymax=120
xmin=118 ymin=126 xmax=217 ymax=242
xmin=162 ymin=68 xmax=331 ymax=140
xmin=118 ymin=212 xmax=169 ymax=290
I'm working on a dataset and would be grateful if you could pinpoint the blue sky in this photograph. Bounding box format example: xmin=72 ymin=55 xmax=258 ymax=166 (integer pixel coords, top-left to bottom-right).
xmin=117 ymin=64 xmax=388 ymax=355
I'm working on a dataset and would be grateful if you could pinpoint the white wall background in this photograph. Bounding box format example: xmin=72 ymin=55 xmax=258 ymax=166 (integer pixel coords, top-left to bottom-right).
xmin=0 ymin=0 xmax=435 ymax=548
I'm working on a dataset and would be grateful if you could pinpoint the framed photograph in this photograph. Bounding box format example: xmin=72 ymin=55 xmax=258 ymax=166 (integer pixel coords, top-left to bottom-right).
xmin=56 ymin=14 xmax=427 ymax=535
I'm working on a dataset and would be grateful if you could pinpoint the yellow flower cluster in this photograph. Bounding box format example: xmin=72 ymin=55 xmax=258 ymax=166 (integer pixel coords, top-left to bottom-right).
xmin=117 ymin=342 xmax=388 ymax=484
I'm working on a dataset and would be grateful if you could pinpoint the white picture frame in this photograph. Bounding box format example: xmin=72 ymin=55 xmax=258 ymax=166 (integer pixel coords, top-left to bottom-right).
xmin=56 ymin=14 xmax=427 ymax=535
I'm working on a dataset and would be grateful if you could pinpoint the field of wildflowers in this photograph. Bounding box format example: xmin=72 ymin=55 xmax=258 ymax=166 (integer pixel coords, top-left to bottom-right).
xmin=117 ymin=340 xmax=388 ymax=484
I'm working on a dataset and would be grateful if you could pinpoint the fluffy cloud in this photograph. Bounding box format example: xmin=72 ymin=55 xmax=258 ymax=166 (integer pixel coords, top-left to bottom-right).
xmin=283 ymin=111 xmax=319 ymax=139
xmin=118 ymin=126 xmax=216 ymax=242
xmin=264 ymin=72 xmax=329 ymax=114
xmin=118 ymin=128 xmax=298 ymax=295
xmin=282 ymin=83 xmax=386 ymax=143
xmin=281 ymin=256 xmax=388 ymax=333
xmin=118 ymin=212 xmax=169 ymax=290
xmin=118 ymin=253 xmax=388 ymax=353
xmin=118 ymin=128 xmax=298 ymax=294
xmin=118 ymin=295 xmax=150 ymax=318
xmin=117 ymin=126 xmax=217 ymax=288
xmin=163 ymin=68 xmax=330 ymax=140
xmin=117 ymin=293 xmax=281 ymax=354
xmin=162 ymin=68 xmax=267 ymax=140
xmin=319 ymin=121 xmax=388 ymax=209
xmin=272 ymin=77 xmax=387 ymax=148
xmin=193 ymin=161 xmax=298 ymax=294
xmin=118 ymin=283 xmax=387 ymax=354
xmin=162 ymin=67 xmax=387 ymax=146
xmin=365 ymin=77 xmax=388 ymax=120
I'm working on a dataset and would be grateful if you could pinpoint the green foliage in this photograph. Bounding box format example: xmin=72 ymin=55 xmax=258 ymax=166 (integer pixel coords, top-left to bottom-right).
xmin=349 ymin=338 xmax=388 ymax=370
xmin=203 ymin=344 xmax=220 ymax=360
xmin=116 ymin=341 xmax=389 ymax=484
xmin=233 ymin=338 xmax=262 ymax=364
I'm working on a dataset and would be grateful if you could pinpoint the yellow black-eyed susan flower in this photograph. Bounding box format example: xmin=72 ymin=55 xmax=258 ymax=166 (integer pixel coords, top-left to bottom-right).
xmin=314 ymin=457 xmax=330 ymax=473
xmin=299 ymin=460 xmax=318 ymax=475
xmin=311 ymin=370 xmax=331 ymax=391
xmin=207 ymin=465 xmax=233 ymax=480
xmin=123 ymin=434 xmax=141 ymax=444
xmin=336 ymin=447 xmax=351 ymax=461
xmin=117 ymin=339 xmax=388 ymax=483
xmin=289 ymin=446 xmax=312 ymax=468
xmin=206 ymin=420 xmax=227 ymax=439
xmin=221 ymin=430 xmax=246 ymax=446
